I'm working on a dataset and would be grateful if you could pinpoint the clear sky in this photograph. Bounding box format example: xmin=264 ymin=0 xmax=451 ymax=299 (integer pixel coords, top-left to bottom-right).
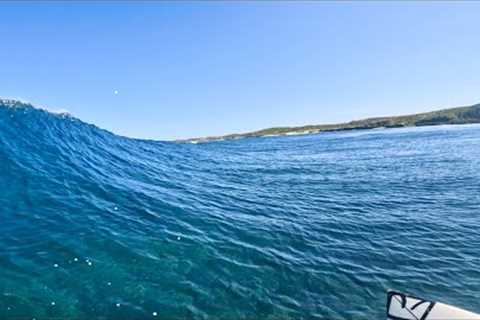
xmin=1 ymin=1 xmax=480 ymax=140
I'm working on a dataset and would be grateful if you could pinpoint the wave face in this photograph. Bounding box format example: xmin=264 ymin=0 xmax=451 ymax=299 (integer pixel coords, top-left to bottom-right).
xmin=1 ymin=101 xmax=480 ymax=319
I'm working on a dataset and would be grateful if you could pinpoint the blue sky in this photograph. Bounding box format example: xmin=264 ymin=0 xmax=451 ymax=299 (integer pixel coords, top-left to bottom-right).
xmin=1 ymin=2 xmax=480 ymax=140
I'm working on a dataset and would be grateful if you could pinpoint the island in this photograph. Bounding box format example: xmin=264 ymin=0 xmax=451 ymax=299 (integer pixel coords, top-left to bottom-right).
xmin=181 ymin=102 xmax=480 ymax=143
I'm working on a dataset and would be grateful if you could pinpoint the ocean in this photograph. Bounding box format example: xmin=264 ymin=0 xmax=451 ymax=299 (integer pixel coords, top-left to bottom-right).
xmin=1 ymin=101 xmax=479 ymax=319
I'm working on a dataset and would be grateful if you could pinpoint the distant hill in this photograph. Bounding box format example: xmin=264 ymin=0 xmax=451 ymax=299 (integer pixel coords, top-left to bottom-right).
xmin=182 ymin=103 xmax=480 ymax=143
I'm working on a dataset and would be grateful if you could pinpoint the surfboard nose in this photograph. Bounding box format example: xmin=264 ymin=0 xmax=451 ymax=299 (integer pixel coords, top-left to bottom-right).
xmin=387 ymin=291 xmax=480 ymax=320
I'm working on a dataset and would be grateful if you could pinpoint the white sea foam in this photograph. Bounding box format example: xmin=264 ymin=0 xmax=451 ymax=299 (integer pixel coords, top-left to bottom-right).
xmin=0 ymin=97 xmax=71 ymax=116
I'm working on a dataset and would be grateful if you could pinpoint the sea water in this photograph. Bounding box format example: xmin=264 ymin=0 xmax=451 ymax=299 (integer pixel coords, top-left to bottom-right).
xmin=0 ymin=101 xmax=479 ymax=319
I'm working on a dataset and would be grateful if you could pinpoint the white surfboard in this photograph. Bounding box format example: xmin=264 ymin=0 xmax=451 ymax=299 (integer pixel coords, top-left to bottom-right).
xmin=387 ymin=291 xmax=480 ymax=320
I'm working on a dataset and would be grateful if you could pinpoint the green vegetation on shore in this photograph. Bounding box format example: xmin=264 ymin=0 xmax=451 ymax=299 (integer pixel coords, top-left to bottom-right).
xmin=183 ymin=103 xmax=480 ymax=143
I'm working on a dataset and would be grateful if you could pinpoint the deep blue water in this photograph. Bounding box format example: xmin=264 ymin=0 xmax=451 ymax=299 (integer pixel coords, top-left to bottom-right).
xmin=1 ymin=100 xmax=479 ymax=319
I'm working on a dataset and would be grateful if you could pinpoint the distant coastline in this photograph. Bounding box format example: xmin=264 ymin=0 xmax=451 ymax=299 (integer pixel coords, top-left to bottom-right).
xmin=180 ymin=103 xmax=480 ymax=143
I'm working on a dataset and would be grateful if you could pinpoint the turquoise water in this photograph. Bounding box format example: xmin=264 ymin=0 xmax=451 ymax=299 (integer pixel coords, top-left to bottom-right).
xmin=1 ymin=100 xmax=479 ymax=319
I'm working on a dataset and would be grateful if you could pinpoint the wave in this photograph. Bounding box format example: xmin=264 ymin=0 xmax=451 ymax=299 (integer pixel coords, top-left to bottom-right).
xmin=1 ymin=99 xmax=480 ymax=319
